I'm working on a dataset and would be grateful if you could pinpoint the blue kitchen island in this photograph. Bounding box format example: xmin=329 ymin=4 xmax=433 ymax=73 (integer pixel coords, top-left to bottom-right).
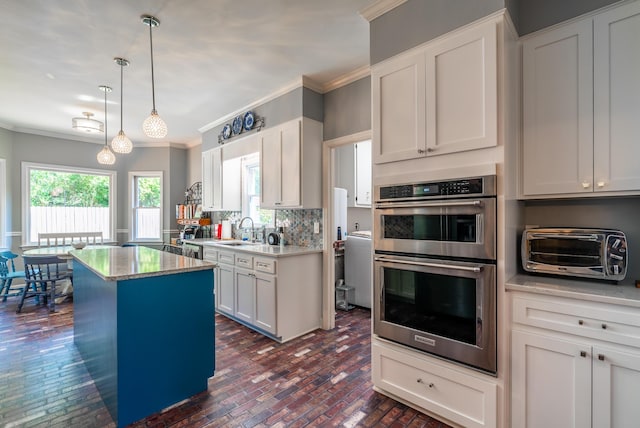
xmin=71 ymin=246 xmax=215 ymax=427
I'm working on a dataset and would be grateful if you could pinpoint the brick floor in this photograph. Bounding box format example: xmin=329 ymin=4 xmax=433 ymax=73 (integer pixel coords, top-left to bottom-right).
xmin=0 ymin=298 xmax=452 ymax=427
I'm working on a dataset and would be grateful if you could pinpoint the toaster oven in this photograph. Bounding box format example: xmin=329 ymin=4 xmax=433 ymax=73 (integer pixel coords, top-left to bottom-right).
xmin=521 ymin=228 xmax=627 ymax=281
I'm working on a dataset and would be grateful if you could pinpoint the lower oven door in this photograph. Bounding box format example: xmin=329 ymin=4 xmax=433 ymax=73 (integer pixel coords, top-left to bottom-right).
xmin=374 ymin=254 xmax=496 ymax=374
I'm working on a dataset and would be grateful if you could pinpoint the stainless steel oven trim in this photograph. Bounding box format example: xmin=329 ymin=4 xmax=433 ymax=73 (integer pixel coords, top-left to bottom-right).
xmin=374 ymin=175 xmax=496 ymax=203
xmin=374 ymin=196 xmax=496 ymax=260
xmin=373 ymin=254 xmax=497 ymax=374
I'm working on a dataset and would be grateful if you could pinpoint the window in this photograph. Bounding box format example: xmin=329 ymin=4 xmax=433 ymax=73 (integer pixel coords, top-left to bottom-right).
xmin=241 ymin=153 xmax=273 ymax=226
xmin=130 ymin=171 xmax=163 ymax=241
xmin=22 ymin=162 xmax=116 ymax=245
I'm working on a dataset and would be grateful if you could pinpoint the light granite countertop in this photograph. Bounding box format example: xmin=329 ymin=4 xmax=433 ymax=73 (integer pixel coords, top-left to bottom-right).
xmin=506 ymin=274 xmax=640 ymax=309
xmin=71 ymin=246 xmax=215 ymax=281
xmin=183 ymin=238 xmax=323 ymax=258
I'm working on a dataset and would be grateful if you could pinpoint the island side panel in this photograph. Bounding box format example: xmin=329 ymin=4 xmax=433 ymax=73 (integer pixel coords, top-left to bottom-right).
xmin=72 ymin=262 xmax=119 ymax=423
xmin=116 ymin=269 xmax=215 ymax=427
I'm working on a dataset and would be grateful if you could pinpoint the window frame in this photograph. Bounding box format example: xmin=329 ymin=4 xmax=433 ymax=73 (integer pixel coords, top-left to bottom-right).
xmin=129 ymin=171 xmax=163 ymax=243
xmin=21 ymin=162 xmax=117 ymax=246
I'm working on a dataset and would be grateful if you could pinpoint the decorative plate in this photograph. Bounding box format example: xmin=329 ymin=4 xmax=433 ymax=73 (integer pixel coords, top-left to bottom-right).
xmin=222 ymin=123 xmax=232 ymax=140
xmin=243 ymin=111 xmax=255 ymax=131
xmin=232 ymin=115 xmax=243 ymax=135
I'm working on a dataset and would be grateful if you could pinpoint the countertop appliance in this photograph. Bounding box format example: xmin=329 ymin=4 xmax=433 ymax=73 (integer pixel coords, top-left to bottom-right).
xmin=522 ymin=227 xmax=627 ymax=281
xmin=267 ymin=232 xmax=279 ymax=245
xmin=373 ymin=175 xmax=497 ymax=374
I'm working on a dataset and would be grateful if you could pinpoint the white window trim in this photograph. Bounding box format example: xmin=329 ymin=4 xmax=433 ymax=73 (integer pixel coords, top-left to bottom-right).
xmin=21 ymin=162 xmax=117 ymax=246
xmin=128 ymin=171 xmax=163 ymax=243
xmin=0 ymin=159 xmax=6 ymax=249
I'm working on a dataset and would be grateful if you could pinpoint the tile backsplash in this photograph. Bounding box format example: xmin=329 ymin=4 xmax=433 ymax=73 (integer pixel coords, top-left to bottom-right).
xmin=210 ymin=209 xmax=323 ymax=248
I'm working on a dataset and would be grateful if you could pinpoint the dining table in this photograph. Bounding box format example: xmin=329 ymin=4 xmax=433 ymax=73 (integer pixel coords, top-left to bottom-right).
xmin=23 ymin=244 xmax=114 ymax=259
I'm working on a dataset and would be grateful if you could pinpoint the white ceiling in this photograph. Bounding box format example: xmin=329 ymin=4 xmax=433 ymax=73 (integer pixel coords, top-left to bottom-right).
xmin=0 ymin=0 xmax=373 ymax=147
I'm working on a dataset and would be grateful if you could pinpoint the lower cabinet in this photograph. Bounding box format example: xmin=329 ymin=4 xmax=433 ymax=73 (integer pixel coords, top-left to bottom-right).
xmin=372 ymin=338 xmax=497 ymax=428
xmin=511 ymin=292 xmax=640 ymax=428
xmin=214 ymin=248 xmax=320 ymax=342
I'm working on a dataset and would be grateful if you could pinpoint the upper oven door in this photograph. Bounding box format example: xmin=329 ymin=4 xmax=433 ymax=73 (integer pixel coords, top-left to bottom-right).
xmin=374 ymin=197 xmax=496 ymax=260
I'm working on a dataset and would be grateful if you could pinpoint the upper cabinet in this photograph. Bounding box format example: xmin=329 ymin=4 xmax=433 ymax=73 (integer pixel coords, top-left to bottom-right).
xmin=260 ymin=118 xmax=322 ymax=209
xmin=521 ymin=1 xmax=640 ymax=197
xmin=201 ymin=146 xmax=241 ymax=211
xmin=372 ymin=19 xmax=497 ymax=164
xmin=335 ymin=140 xmax=372 ymax=207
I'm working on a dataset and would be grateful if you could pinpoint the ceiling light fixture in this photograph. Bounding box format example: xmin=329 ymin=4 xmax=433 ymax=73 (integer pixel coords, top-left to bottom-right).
xmin=97 ymin=85 xmax=116 ymax=165
xmin=72 ymin=111 xmax=103 ymax=134
xmin=141 ymin=14 xmax=167 ymax=139
xmin=111 ymin=57 xmax=133 ymax=153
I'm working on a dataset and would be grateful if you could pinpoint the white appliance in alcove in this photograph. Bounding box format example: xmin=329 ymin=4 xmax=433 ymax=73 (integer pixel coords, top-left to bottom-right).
xmin=345 ymin=231 xmax=372 ymax=308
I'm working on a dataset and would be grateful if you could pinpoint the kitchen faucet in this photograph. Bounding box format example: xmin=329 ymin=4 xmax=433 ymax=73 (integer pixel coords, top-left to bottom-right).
xmin=238 ymin=217 xmax=255 ymax=242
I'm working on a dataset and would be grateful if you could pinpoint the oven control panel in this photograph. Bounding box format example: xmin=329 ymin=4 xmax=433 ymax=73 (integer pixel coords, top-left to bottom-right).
xmin=377 ymin=176 xmax=494 ymax=201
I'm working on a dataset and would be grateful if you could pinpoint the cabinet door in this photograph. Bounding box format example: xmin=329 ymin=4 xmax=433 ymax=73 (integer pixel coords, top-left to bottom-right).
xmin=354 ymin=140 xmax=372 ymax=207
xmin=334 ymin=144 xmax=355 ymax=207
xmin=522 ymin=19 xmax=594 ymax=196
xmin=593 ymin=1 xmax=640 ymax=193
xmin=592 ymin=345 xmax=640 ymax=428
xmin=425 ymin=21 xmax=497 ymax=156
xmin=279 ymin=120 xmax=301 ymax=207
xmin=202 ymin=148 xmax=222 ymax=211
xmin=261 ymin=127 xmax=282 ymax=208
xmin=234 ymin=268 xmax=255 ymax=324
xmin=221 ymin=156 xmax=241 ymax=211
xmin=372 ymin=50 xmax=426 ymax=164
xmin=217 ymin=263 xmax=234 ymax=316
xmin=254 ymin=272 xmax=276 ymax=335
xmin=511 ymin=330 xmax=591 ymax=428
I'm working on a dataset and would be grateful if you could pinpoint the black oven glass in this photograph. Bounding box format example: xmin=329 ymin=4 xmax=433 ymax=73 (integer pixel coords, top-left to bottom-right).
xmin=382 ymin=267 xmax=477 ymax=345
xmin=382 ymin=214 xmax=477 ymax=242
xmin=529 ymin=238 xmax=601 ymax=267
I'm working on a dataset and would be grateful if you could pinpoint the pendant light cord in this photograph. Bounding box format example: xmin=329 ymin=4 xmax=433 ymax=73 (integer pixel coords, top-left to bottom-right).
xmin=148 ymin=21 xmax=156 ymax=111
xmin=104 ymin=89 xmax=108 ymax=146
xmin=119 ymin=62 xmax=124 ymax=130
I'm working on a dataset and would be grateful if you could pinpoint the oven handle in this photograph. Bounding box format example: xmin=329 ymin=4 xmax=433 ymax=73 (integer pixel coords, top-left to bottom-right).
xmin=374 ymin=200 xmax=483 ymax=209
xmin=374 ymin=256 xmax=483 ymax=273
xmin=528 ymin=233 xmax=600 ymax=241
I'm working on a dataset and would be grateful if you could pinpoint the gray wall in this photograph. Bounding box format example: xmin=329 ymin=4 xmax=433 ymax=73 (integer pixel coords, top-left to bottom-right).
xmin=370 ymin=0 xmax=506 ymax=64
xmin=323 ymin=76 xmax=371 ymax=141
xmin=524 ymin=198 xmax=640 ymax=285
xmin=513 ymin=0 xmax=620 ymax=35
xmin=2 ymin=128 xmax=189 ymax=251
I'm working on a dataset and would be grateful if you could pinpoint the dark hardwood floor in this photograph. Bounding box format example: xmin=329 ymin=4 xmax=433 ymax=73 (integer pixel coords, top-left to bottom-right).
xmin=0 ymin=296 xmax=451 ymax=427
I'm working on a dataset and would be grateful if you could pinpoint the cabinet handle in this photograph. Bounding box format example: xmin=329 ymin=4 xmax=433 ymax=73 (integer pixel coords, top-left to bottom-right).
xmin=426 ymin=147 xmax=434 ymax=153
xmin=601 ymin=323 xmax=607 ymax=330
xmin=596 ymin=181 xmax=606 ymax=188
xmin=416 ymin=378 xmax=434 ymax=388
xmin=580 ymin=351 xmax=587 ymax=358
xmin=417 ymin=149 xmax=425 ymax=154
xmin=581 ymin=181 xmax=590 ymax=189
xmin=598 ymin=354 xmax=605 ymax=361
xmin=578 ymin=320 xmax=584 ymax=325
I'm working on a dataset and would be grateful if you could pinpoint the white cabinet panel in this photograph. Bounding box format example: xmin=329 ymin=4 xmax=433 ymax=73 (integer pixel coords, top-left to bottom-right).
xmin=354 ymin=140 xmax=372 ymax=206
xmin=279 ymin=120 xmax=301 ymax=207
xmin=235 ymin=267 xmax=254 ymax=324
xmin=255 ymin=272 xmax=276 ymax=335
xmin=201 ymin=147 xmax=222 ymax=211
xmin=261 ymin=127 xmax=281 ymax=208
xmin=217 ymin=262 xmax=234 ymax=316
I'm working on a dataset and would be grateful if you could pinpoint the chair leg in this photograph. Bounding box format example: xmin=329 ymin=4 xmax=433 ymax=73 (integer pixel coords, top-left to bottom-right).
xmin=0 ymin=279 xmax=7 ymax=302
xmin=16 ymin=282 xmax=28 ymax=314
xmin=49 ymin=281 xmax=56 ymax=312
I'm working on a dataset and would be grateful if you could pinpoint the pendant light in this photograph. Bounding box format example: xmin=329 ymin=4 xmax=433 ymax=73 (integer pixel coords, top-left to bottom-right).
xmin=111 ymin=57 xmax=133 ymax=153
xmin=97 ymin=85 xmax=116 ymax=165
xmin=141 ymin=14 xmax=167 ymax=138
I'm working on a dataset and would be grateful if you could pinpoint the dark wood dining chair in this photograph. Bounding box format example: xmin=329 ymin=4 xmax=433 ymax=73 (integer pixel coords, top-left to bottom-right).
xmin=17 ymin=256 xmax=72 ymax=313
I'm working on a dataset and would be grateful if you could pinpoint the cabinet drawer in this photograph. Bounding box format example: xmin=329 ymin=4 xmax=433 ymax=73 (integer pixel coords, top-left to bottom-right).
xmin=254 ymin=258 xmax=276 ymax=274
xmin=218 ymin=251 xmax=235 ymax=265
xmin=513 ymin=294 xmax=640 ymax=348
xmin=235 ymin=254 xmax=254 ymax=269
xmin=372 ymin=340 xmax=496 ymax=428
xmin=202 ymin=247 xmax=218 ymax=262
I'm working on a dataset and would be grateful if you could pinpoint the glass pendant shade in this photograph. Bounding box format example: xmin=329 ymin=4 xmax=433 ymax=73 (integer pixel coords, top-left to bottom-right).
xmin=97 ymin=145 xmax=116 ymax=165
xmin=72 ymin=112 xmax=103 ymax=133
xmin=143 ymin=109 xmax=168 ymax=138
xmin=111 ymin=130 xmax=133 ymax=153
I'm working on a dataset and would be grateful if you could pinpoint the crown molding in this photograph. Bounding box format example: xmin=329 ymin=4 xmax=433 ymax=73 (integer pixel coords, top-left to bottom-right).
xmin=322 ymin=65 xmax=371 ymax=93
xmin=360 ymin=0 xmax=407 ymax=22
xmin=302 ymin=76 xmax=324 ymax=94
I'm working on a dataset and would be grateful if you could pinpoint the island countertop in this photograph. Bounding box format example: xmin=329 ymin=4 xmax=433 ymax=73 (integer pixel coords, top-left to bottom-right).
xmin=71 ymin=246 xmax=215 ymax=281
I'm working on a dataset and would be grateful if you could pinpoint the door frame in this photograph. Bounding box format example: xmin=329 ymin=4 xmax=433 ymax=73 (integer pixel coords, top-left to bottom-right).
xmin=321 ymin=129 xmax=371 ymax=329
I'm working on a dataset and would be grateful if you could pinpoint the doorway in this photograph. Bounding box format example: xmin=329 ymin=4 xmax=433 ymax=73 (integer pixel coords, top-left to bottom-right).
xmin=321 ymin=130 xmax=372 ymax=329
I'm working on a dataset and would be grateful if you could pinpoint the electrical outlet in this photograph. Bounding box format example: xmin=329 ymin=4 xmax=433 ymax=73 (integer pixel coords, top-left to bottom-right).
xmin=314 ymin=222 xmax=320 ymax=234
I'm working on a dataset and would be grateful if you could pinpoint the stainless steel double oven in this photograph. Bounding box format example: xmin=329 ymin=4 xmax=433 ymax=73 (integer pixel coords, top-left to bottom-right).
xmin=373 ymin=175 xmax=497 ymax=374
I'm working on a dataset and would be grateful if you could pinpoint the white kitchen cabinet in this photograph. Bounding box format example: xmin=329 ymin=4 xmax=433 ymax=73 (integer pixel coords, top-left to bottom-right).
xmin=201 ymin=147 xmax=222 ymax=211
xmin=372 ymin=338 xmax=497 ymax=428
xmin=213 ymin=248 xmax=321 ymax=342
xmin=261 ymin=118 xmax=322 ymax=209
xmin=335 ymin=140 xmax=372 ymax=207
xmin=201 ymin=147 xmax=241 ymax=211
xmin=522 ymin=1 xmax=640 ymax=197
xmin=511 ymin=292 xmax=640 ymax=427
xmin=372 ymin=18 xmax=497 ymax=164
